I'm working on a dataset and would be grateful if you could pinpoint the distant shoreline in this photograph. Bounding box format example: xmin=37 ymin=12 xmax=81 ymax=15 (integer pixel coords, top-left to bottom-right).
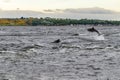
xmin=0 ymin=17 xmax=120 ymax=26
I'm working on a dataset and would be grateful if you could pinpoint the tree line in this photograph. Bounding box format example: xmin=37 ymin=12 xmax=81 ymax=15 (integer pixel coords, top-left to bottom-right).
xmin=0 ymin=17 xmax=120 ymax=26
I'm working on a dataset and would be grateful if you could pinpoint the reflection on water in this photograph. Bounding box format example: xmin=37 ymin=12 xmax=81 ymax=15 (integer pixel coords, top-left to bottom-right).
xmin=0 ymin=26 xmax=120 ymax=80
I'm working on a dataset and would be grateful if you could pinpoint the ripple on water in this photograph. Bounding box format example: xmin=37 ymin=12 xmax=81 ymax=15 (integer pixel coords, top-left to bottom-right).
xmin=0 ymin=26 xmax=120 ymax=80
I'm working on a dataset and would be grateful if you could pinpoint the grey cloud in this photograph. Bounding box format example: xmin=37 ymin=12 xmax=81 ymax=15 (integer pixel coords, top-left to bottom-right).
xmin=44 ymin=9 xmax=55 ymax=13
xmin=62 ymin=7 xmax=119 ymax=14
xmin=55 ymin=9 xmax=62 ymax=11
xmin=43 ymin=9 xmax=63 ymax=13
xmin=0 ymin=8 xmax=120 ymax=20
xmin=43 ymin=7 xmax=119 ymax=14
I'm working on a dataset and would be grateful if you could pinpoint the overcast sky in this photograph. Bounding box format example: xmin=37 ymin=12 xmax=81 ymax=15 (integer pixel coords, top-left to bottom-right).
xmin=0 ymin=0 xmax=119 ymax=12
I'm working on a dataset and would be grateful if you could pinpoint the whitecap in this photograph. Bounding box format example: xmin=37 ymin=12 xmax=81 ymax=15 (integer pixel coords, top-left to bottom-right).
xmin=94 ymin=35 xmax=105 ymax=40
xmin=59 ymin=48 xmax=67 ymax=53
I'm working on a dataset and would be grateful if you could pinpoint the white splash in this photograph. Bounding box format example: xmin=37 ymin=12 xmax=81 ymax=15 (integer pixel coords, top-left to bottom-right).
xmin=59 ymin=48 xmax=67 ymax=53
xmin=94 ymin=35 xmax=105 ymax=40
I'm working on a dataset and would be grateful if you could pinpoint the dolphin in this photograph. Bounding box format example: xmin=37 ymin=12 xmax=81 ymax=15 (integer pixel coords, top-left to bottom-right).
xmin=52 ymin=39 xmax=61 ymax=43
xmin=87 ymin=27 xmax=101 ymax=36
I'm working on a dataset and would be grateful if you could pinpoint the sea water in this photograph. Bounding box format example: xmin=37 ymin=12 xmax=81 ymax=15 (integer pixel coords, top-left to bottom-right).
xmin=0 ymin=26 xmax=119 ymax=80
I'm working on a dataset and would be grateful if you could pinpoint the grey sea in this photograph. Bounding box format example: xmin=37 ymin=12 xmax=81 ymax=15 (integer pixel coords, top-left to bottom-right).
xmin=0 ymin=25 xmax=120 ymax=80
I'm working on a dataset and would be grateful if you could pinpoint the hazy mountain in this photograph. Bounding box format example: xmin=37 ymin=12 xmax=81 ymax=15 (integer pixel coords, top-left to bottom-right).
xmin=0 ymin=10 xmax=44 ymax=18
xmin=0 ymin=7 xmax=120 ymax=20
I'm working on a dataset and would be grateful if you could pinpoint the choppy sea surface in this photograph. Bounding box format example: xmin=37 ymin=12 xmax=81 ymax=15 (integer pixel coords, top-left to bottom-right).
xmin=0 ymin=25 xmax=120 ymax=80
